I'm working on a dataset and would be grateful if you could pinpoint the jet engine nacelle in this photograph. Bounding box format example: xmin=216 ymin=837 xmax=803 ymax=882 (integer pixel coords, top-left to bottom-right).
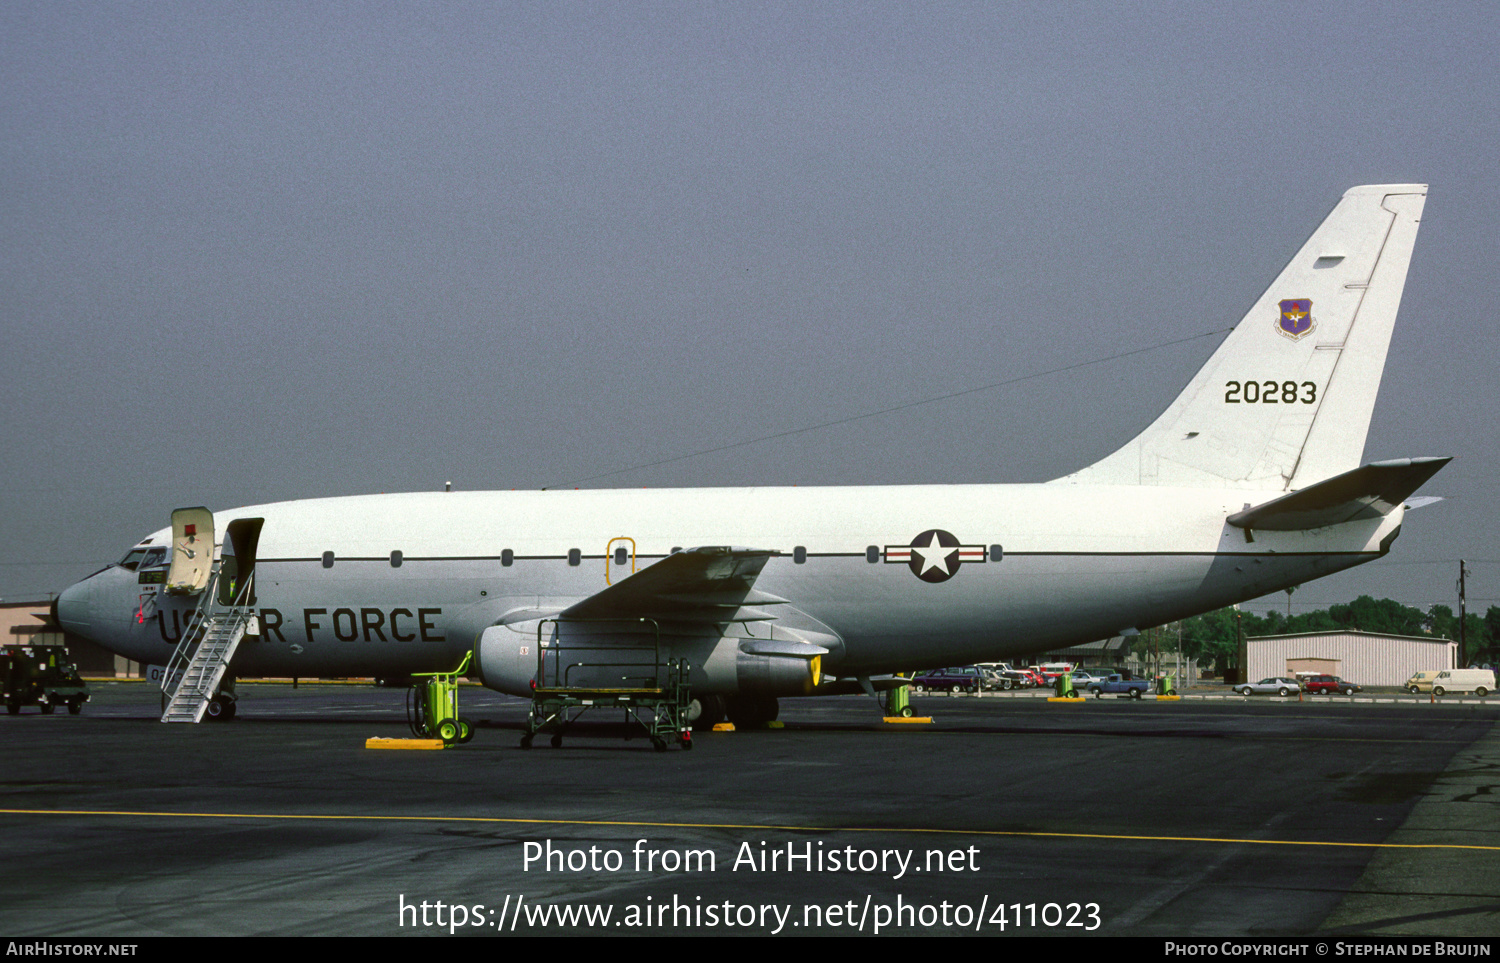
xmin=474 ymin=620 xmax=829 ymax=698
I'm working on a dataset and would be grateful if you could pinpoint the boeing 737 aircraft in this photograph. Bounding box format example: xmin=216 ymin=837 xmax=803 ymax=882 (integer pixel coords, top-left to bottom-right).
xmin=55 ymin=184 xmax=1445 ymax=727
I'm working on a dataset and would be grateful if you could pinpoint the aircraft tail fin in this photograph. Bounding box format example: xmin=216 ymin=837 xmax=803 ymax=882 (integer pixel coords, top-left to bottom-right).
xmin=1057 ymin=184 xmax=1427 ymax=490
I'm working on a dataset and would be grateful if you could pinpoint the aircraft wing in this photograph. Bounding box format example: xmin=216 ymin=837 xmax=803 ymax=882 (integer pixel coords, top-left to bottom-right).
xmin=1227 ymin=457 xmax=1451 ymax=532
xmin=559 ymin=546 xmax=788 ymax=624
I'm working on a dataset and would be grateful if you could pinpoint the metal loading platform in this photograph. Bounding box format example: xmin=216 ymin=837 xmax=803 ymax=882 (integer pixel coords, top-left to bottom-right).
xmin=520 ymin=617 xmax=692 ymax=751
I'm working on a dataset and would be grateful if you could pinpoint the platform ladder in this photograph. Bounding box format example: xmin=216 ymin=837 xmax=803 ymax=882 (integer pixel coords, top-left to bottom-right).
xmin=160 ymin=563 xmax=253 ymax=723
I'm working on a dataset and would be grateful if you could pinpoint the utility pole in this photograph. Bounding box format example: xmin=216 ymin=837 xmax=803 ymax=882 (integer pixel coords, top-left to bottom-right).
xmin=1458 ymin=559 xmax=1469 ymax=666
xmin=1234 ymin=604 xmax=1245 ymax=684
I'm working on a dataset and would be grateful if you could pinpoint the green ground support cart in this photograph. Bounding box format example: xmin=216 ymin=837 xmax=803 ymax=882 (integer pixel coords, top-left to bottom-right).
xmin=407 ymin=652 xmax=474 ymax=745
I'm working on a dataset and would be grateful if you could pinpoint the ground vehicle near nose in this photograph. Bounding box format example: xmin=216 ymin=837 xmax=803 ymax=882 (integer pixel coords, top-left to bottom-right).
xmin=1 ymin=647 xmax=90 ymax=715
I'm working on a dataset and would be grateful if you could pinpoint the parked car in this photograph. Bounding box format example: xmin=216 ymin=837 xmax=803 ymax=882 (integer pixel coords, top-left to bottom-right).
xmin=1233 ymin=677 xmax=1302 ymax=696
xmin=1303 ymin=674 xmax=1360 ymax=695
xmin=910 ymin=666 xmax=984 ymax=694
xmin=1087 ymin=673 xmax=1152 ymax=699
xmin=1431 ymin=669 xmax=1494 ymax=697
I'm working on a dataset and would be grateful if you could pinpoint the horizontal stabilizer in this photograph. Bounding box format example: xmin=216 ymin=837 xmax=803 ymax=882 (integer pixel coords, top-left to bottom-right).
xmin=561 ymin=546 xmax=784 ymax=623
xmin=1227 ymin=457 xmax=1450 ymax=531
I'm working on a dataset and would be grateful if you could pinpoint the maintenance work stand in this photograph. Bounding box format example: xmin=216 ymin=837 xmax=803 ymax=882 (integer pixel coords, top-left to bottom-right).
xmin=520 ymin=617 xmax=692 ymax=752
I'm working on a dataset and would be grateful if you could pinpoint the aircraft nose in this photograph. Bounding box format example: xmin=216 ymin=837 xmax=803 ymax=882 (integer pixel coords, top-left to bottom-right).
xmin=55 ymin=577 xmax=95 ymax=637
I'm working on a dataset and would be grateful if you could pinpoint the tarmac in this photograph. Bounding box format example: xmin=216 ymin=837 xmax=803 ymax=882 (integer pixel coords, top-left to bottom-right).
xmin=2 ymin=681 xmax=1498 ymax=937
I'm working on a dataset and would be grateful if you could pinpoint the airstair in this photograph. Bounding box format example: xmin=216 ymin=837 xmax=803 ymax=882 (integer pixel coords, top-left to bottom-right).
xmin=160 ymin=563 xmax=253 ymax=723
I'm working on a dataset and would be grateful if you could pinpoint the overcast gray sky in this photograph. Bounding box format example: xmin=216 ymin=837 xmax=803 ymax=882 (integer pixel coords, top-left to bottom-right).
xmin=3 ymin=1 xmax=1497 ymax=620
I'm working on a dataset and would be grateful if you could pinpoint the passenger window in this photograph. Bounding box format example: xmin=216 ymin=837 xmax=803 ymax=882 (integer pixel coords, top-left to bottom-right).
xmin=501 ymin=549 xmax=514 ymax=567
xmin=866 ymin=546 xmax=879 ymax=563
xmin=793 ymin=546 xmax=807 ymax=564
xmin=322 ymin=551 xmax=334 ymax=569
xmin=390 ymin=551 xmax=403 ymax=568
xmin=614 ymin=547 xmax=628 ymax=565
xmin=568 ymin=548 xmax=581 ymax=567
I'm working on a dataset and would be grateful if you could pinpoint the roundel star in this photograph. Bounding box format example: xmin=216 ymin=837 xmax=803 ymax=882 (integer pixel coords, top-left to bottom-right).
xmin=908 ymin=529 xmax=962 ymax=583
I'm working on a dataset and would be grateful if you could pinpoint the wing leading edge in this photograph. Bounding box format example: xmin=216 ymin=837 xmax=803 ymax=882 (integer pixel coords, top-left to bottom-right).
xmin=559 ymin=546 xmax=789 ymax=623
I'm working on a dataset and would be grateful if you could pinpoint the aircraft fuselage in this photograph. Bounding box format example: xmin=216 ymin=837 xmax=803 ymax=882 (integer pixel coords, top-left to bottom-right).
xmin=58 ymin=482 xmax=1398 ymax=688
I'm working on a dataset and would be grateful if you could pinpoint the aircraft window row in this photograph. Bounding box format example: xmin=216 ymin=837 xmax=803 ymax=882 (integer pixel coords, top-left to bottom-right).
xmin=298 ymin=546 xmax=998 ymax=568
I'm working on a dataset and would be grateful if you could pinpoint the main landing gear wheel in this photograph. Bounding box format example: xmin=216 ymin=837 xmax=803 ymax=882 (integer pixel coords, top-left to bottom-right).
xmin=687 ymin=695 xmax=726 ymax=730
xmin=206 ymin=696 xmax=238 ymax=721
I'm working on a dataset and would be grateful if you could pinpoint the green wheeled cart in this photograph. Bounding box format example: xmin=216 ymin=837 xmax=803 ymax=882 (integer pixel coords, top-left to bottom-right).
xmin=408 ymin=652 xmax=474 ymax=745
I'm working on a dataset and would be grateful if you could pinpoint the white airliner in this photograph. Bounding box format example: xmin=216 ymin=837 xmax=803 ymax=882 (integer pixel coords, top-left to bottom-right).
xmin=55 ymin=184 xmax=1446 ymax=726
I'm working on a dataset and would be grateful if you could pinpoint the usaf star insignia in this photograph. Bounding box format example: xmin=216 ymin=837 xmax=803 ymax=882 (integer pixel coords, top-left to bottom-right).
xmin=884 ymin=529 xmax=986 ymax=583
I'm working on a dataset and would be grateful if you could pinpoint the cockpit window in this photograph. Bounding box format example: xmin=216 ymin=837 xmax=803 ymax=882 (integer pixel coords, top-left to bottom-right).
xmin=140 ymin=548 xmax=167 ymax=569
xmin=117 ymin=548 xmax=150 ymax=571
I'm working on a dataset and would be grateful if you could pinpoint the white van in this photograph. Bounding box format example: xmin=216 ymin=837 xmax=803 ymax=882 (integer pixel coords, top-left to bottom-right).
xmin=1431 ymin=669 xmax=1494 ymax=697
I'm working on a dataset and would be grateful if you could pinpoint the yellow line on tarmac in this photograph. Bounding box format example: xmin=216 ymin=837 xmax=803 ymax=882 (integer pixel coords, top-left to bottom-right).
xmin=3 ymin=808 xmax=1499 ymax=853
